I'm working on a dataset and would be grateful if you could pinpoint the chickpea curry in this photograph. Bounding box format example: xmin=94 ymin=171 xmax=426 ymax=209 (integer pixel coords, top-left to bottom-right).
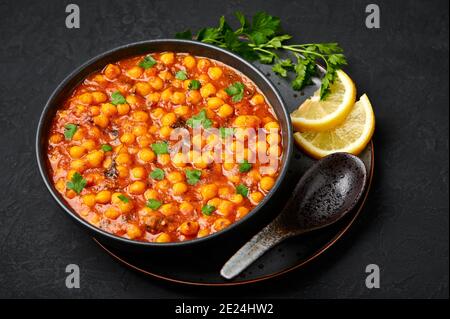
xmin=47 ymin=52 xmax=283 ymax=243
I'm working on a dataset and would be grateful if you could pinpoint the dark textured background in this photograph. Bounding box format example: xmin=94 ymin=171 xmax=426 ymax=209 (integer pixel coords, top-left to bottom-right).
xmin=0 ymin=0 xmax=448 ymax=298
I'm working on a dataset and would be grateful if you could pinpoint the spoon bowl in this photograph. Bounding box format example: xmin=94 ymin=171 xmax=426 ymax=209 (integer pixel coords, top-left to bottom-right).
xmin=220 ymin=152 xmax=367 ymax=280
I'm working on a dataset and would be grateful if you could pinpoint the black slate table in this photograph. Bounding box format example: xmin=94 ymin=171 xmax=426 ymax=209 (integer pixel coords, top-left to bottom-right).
xmin=0 ymin=0 xmax=448 ymax=298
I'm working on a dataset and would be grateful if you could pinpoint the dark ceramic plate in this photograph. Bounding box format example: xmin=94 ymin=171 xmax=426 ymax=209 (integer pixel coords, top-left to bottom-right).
xmin=93 ymin=62 xmax=374 ymax=285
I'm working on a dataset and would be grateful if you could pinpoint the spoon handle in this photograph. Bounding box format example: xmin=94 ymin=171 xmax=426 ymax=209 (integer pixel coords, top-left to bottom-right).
xmin=220 ymin=218 xmax=292 ymax=280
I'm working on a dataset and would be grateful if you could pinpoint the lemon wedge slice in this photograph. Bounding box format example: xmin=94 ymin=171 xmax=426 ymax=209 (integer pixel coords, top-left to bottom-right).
xmin=291 ymin=70 xmax=356 ymax=132
xmin=294 ymin=94 xmax=375 ymax=159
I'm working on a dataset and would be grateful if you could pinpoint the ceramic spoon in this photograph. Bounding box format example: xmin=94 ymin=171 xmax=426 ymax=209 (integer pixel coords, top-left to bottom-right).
xmin=220 ymin=152 xmax=367 ymax=280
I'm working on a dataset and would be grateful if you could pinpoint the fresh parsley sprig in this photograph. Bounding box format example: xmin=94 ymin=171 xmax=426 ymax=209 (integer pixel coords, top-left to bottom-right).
xmin=176 ymin=12 xmax=347 ymax=99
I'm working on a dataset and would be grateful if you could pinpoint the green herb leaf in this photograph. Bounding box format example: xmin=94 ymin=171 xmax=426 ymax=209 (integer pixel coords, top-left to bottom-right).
xmin=66 ymin=172 xmax=87 ymax=195
xmin=146 ymin=199 xmax=162 ymax=210
xmin=236 ymin=184 xmax=249 ymax=197
xmin=225 ymin=82 xmax=245 ymax=103
xmin=138 ymin=55 xmax=157 ymax=69
xmin=118 ymin=194 xmax=129 ymax=203
xmin=101 ymin=144 xmax=113 ymax=152
xmin=201 ymin=205 xmax=216 ymax=216
xmin=149 ymin=168 xmax=165 ymax=180
xmin=185 ymin=169 xmax=202 ymax=185
xmin=219 ymin=127 xmax=235 ymax=138
xmin=151 ymin=142 xmax=169 ymax=155
xmin=175 ymin=70 xmax=188 ymax=80
xmin=249 ymin=11 xmax=280 ymax=44
xmin=64 ymin=123 xmax=78 ymax=140
xmin=238 ymin=160 xmax=252 ymax=173
xmin=110 ymin=91 xmax=126 ymax=105
xmin=175 ymin=30 xmax=192 ymax=39
xmin=272 ymin=59 xmax=294 ymax=77
xmin=186 ymin=109 xmax=212 ymax=129
xmin=188 ymin=79 xmax=201 ymax=90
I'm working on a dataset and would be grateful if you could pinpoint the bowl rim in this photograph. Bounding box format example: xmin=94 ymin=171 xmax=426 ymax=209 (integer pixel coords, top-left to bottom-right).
xmin=36 ymin=39 xmax=293 ymax=247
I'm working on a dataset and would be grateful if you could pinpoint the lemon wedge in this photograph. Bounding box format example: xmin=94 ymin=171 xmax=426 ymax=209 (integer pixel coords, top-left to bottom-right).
xmin=291 ymin=70 xmax=356 ymax=132
xmin=294 ymin=94 xmax=375 ymax=159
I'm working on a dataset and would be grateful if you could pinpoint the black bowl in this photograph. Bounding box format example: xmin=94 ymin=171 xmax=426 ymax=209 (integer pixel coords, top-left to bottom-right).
xmin=36 ymin=39 xmax=293 ymax=253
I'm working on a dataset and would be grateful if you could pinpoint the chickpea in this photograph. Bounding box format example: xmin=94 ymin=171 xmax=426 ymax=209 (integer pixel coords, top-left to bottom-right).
xmin=160 ymin=52 xmax=175 ymax=65
xmin=161 ymin=88 xmax=173 ymax=102
xmin=119 ymin=201 xmax=134 ymax=213
xmin=78 ymin=92 xmax=93 ymax=105
xmin=95 ymin=190 xmax=111 ymax=204
xmin=158 ymin=70 xmax=173 ymax=81
xmin=236 ymin=206 xmax=250 ymax=220
xmin=172 ymin=182 xmax=188 ymax=195
xmin=207 ymin=67 xmax=223 ymax=80
xmin=92 ymin=91 xmax=107 ymax=103
xmin=218 ymin=200 xmax=234 ymax=216
xmin=179 ymin=221 xmax=199 ymax=236
xmin=55 ymin=179 xmax=65 ymax=192
xmin=248 ymin=169 xmax=261 ymax=182
xmin=86 ymin=150 xmax=104 ymax=167
xmin=138 ymin=148 xmax=156 ymax=163
xmin=116 ymin=153 xmax=132 ymax=166
xmin=216 ymin=89 xmax=228 ymax=100
xmin=149 ymin=76 xmax=164 ymax=90
xmin=264 ymin=121 xmax=280 ymax=131
xmin=171 ymin=91 xmax=186 ymax=105
xmin=155 ymin=232 xmax=171 ymax=243
xmin=234 ymin=115 xmax=261 ymax=128
xmin=223 ymin=162 xmax=235 ymax=171
xmin=104 ymin=64 xmax=121 ymax=79
xmin=228 ymin=175 xmax=240 ymax=184
xmin=161 ymin=112 xmax=177 ymax=126
xmin=120 ymin=132 xmax=135 ymax=145
xmin=93 ymin=114 xmax=109 ymax=128
xmin=159 ymin=203 xmax=178 ymax=216
xmin=260 ymin=176 xmax=275 ymax=192
xmin=250 ymin=93 xmax=265 ymax=105
xmin=267 ymin=133 xmax=281 ymax=145
xmin=70 ymin=159 xmax=86 ymax=172
xmin=157 ymin=153 xmax=171 ymax=166
xmin=172 ymin=153 xmax=187 ymax=167
xmin=132 ymin=124 xmax=148 ymax=137
xmin=93 ymin=74 xmax=106 ymax=84
xmin=230 ymin=194 xmax=244 ymax=205
xmin=200 ymin=184 xmax=218 ymax=201
xmin=207 ymin=97 xmax=224 ymax=109
xmin=90 ymin=105 xmax=100 ymax=116
xmin=197 ymin=58 xmax=211 ymax=72
xmin=147 ymin=92 xmax=161 ymax=103
xmin=49 ymin=133 xmax=64 ymax=144
xmin=187 ymin=90 xmax=202 ymax=104
xmin=126 ymin=224 xmax=142 ymax=239
xmin=126 ymin=94 xmax=138 ymax=105
xmin=159 ymin=126 xmax=172 ymax=138
xmin=179 ymin=201 xmax=194 ymax=214
xmin=217 ymin=103 xmax=234 ymax=118
xmin=156 ymin=179 xmax=170 ymax=191
xmin=117 ymin=165 xmax=129 ymax=178
xmin=131 ymin=166 xmax=146 ymax=180
xmin=214 ymin=218 xmax=231 ymax=231
xmin=66 ymin=189 xmax=77 ymax=199
xmin=135 ymin=82 xmax=151 ymax=96
xmin=207 ymin=197 xmax=221 ymax=208
xmin=72 ymin=128 xmax=85 ymax=141
xmin=144 ymin=189 xmax=159 ymax=200
xmin=132 ymin=111 xmax=149 ymax=122
xmin=69 ymin=146 xmax=86 ymax=159
xmin=174 ymin=105 xmax=189 ymax=117
xmin=200 ymin=83 xmax=217 ymax=98
xmin=151 ymin=107 xmax=165 ymax=119
xmin=137 ymin=136 xmax=152 ymax=148
xmin=218 ymin=187 xmax=231 ymax=198
xmin=81 ymin=139 xmax=96 ymax=151
xmin=111 ymin=192 xmax=124 ymax=204
xmin=82 ymin=194 xmax=96 ymax=208
xmin=167 ymin=171 xmax=184 ymax=183
xmin=126 ymin=66 xmax=143 ymax=79
xmin=197 ymin=228 xmax=210 ymax=238
xmin=117 ymin=103 xmax=130 ymax=115
xmin=105 ymin=207 xmax=121 ymax=219
xmin=183 ymin=55 xmax=196 ymax=69
xmin=250 ymin=191 xmax=264 ymax=204
xmin=129 ymin=181 xmax=146 ymax=194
